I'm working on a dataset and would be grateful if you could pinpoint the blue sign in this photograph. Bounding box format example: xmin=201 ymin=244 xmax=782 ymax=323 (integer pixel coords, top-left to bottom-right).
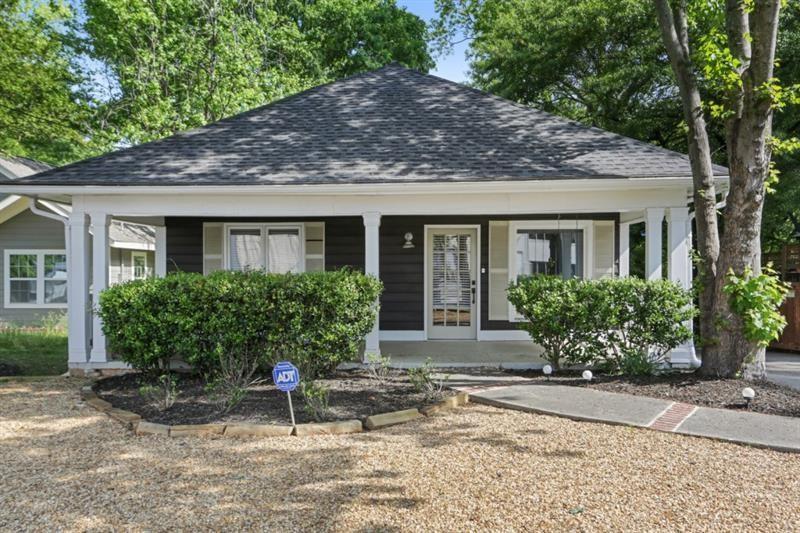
xmin=272 ymin=361 xmax=300 ymax=392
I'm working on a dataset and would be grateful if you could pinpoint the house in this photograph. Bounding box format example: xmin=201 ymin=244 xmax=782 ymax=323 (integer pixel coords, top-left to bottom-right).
xmin=0 ymin=64 xmax=728 ymax=373
xmin=0 ymin=154 xmax=156 ymax=327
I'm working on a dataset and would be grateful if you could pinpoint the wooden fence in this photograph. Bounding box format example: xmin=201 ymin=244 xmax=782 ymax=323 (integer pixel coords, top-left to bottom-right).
xmin=764 ymin=244 xmax=800 ymax=351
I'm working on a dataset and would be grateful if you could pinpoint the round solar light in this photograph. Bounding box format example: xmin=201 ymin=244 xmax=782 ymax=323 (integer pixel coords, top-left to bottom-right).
xmin=582 ymin=370 xmax=593 ymax=382
xmin=543 ymin=364 xmax=553 ymax=376
xmin=742 ymin=387 xmax=755 ymax=406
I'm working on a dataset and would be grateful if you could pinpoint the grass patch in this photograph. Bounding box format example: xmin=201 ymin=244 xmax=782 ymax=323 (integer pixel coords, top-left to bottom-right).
xmin=0 ymin=329 xmax=68 ymax=376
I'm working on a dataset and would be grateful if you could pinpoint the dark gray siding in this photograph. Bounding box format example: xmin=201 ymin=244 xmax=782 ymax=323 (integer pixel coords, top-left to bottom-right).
xmin=0 ymin=209 xmax=66 ymax=326
xmin=166 ymin=214 xmax=618 ymax=332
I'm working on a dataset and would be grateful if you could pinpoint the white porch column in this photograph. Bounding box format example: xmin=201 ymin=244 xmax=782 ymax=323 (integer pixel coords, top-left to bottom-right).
xmin=645 ymin=208 xmax=665 ymax=280
xmin=363 ymin=212 xmax=381 ymax=357
xmin=668 ymin=206 xmax=700 ymax=367
xmin=668 ymin=207 xmax=691 ymax=290
xmin=67 ymin=210 xmax=90 ymax=366
xmin=618 ymin=222 xmax=630 ymax=278
xmin=155 ymin=226 xmax=167 ymax=277
xmin=90 ymin=212 xmax=110 ymax=363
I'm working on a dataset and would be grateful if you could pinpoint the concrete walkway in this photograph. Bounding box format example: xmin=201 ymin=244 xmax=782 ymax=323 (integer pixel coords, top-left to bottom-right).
xmin=767 ymin=351 xmax=800 ymax=391
xmin=447 ymin=375 xmax=800 ymax=453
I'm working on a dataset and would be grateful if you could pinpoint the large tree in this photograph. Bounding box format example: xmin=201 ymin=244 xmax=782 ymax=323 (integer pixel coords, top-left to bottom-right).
xmin=0 ymin=0 xmax=109 ymax=164
xmin=83 ymin=0 xmax=433 ymax=144
xmin=652 ymin=0 xmax=793 ymax=377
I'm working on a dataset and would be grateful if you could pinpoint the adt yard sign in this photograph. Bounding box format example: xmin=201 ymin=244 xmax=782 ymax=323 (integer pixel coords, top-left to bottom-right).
xmin=273 ymin=361 xmax=300 ymax=392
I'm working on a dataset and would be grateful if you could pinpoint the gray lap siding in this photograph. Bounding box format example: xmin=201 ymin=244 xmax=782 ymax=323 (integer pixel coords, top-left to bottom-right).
xmin=164 ymin=214 xmax=619 ymax=333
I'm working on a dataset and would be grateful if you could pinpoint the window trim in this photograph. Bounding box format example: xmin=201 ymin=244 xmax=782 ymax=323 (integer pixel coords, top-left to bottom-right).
xmin=507 ymin=220 xmax=594 ymax=322
xmin=131 ymin=250 xmax=148 ymax=280
xmin=4 ymin=249 xmax=68 ymax=309
xmin=222 ymin=223 xmax=306 ymax=273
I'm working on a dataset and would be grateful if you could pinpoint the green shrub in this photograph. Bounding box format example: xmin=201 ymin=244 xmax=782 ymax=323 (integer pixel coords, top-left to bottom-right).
xmin=597 ymin=278 xmax=695 ymax=374
xmin=506 ymin=276 xmax=600 ymax=369
xmin=507 ymin=276 xmax=695 ymax=374
xmin=98 ymin=269 xmax=383 ymax=387
xmin=98 ymin=272 xmax=207 ymax=376
xmin=723 ymin=265 xmax=789 ymax=347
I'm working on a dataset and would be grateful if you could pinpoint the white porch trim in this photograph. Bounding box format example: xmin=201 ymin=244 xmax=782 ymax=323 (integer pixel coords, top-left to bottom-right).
xmin=363 ymin=212 xmax=381 ymax=357
xmin=90 ymin=211 xmax=110 ymax=363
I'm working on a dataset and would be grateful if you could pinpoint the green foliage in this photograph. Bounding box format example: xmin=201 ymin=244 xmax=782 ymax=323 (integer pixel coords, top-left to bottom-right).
xmin=506 ymin=276 xmax=600 ymax=369
xmin=299 ymin=380 xmax=331 ymax=422
xmin=723 ymin=266 xmax=790 ymax=347
xmin=0 ymin=327 xmax=68 ymax=376
xmin=594 ymin=278 xmax=695 ymax=374
xmin=508 ymin=276 xmax=695 ymax=375
xmin=433 ymin=0 xmax=687 ymax=150
xmin=83 ymin=0 xmax=432 ymax=144
xmin=98 ymin=269 xmax=383 ymax=383
xmin=407 ymin=358 xmax=446 ymax=401
xmin=0 ymin=0 xmax=110 ymax=164
xmin=97 ymin=272 xmax=208 ymax=376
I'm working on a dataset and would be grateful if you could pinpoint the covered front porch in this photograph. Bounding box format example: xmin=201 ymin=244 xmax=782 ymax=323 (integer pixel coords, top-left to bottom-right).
xmin=62 ymin=182 xmax=698 ymax=371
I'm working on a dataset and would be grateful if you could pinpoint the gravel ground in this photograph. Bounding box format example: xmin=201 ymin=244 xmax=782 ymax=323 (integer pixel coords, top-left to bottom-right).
xmin=2 ymin=378 xmax=799 ymax=531
xmin=510 ymin=371 xmax=800 ymax=417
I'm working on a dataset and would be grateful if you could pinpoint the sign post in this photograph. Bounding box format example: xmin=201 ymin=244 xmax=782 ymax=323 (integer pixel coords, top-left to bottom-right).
xmin=272 ymin=361 xmax=300 ymax=427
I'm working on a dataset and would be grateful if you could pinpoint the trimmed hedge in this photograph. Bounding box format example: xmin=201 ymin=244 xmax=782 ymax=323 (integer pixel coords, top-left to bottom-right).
xmin=507 ymin=276 xmax=695 ymax=374
xmin=98 ymin=269 xmax=383 ymax=379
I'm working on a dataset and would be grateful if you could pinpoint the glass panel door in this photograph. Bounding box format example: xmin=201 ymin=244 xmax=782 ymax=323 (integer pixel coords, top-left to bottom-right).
xmin=428 ymin=228 xmax=477 ymax=339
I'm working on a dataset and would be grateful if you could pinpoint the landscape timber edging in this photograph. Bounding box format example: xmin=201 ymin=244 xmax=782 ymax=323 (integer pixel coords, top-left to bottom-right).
xmin=81 ymin=379 xmax=470 ymax=438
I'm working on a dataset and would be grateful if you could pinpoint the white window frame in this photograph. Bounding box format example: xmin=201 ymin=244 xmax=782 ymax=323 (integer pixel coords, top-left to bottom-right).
xmin=131 ymin=251 xmax=149 ymax=280
xmin=507 ymin=220 xmax=594 ymax=322
xmin=223 ymin=223 xmax=306 ymax=273
xmin=4 ymin=249 xmax=68 ymax=309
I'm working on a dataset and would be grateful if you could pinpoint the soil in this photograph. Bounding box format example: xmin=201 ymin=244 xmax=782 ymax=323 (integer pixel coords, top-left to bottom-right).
xmin=95 ymin=370 xmax=453 ymax=425
xmin=508 ymin=370 xmax=800 ymax=418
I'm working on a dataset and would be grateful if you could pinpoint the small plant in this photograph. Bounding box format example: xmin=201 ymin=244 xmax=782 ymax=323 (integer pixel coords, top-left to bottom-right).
xmin=723 ymin=265 xmax=789 ymax=347
xmin=300 ymin=380 xmax=331 ymax=422
xmin=407 ymin=358 xmax=447 ymax=401
xmin=365 ymin=353 xmax=392 ymax=385
xmin=139 ymin=373 xmax=179 ymax=410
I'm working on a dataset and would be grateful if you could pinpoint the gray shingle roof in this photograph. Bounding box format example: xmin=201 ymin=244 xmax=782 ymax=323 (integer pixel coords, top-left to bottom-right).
xmin=12 ymin=64 xmax=727 ymax=186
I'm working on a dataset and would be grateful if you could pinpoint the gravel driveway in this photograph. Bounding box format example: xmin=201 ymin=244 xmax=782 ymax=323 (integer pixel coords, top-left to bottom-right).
xmin=2 ymin=378 xmax=798 ymax=531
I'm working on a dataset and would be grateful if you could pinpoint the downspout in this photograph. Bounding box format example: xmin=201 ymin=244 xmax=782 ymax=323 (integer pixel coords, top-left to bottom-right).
xmin=28 ymin=197 xmax=69 ymax=248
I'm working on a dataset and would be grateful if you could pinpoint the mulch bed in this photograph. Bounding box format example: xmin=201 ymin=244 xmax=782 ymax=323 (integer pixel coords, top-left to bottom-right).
xmin=508 ymin=370 xmax=800 ymax=418
xmin=95 ymin=370 xmax=452 ymax=425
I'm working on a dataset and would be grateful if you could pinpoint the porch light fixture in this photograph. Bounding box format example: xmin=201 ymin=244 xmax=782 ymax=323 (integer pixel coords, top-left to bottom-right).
xmin=582 ymin=370 xmax=593 ymax=382
xmin=403 ymin=232 xmax=415 ymax=249
xmin=742 ymin=387 xmax=755 ymax=407
xmin=543 ymin=364 xmax=553 ymax=381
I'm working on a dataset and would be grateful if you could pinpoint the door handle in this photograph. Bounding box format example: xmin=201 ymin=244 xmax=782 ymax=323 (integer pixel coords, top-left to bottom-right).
xmin=471 ymin=286 xmax=476 ymax=304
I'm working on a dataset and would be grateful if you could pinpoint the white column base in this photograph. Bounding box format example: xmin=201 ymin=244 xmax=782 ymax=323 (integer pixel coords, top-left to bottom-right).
xmin=668 ymin=342 xmax=701 ymax=368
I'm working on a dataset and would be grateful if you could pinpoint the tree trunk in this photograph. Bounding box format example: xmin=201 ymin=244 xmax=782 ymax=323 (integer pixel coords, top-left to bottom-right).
xmin=654 ymin=0 xmax=781 ymax=378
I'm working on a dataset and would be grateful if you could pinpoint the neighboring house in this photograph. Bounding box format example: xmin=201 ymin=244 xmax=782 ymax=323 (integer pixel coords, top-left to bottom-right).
xmin=0 ymin=64 xmax=728 ymax=372
xmin=0 ymin=154 xmax=156 ymax=327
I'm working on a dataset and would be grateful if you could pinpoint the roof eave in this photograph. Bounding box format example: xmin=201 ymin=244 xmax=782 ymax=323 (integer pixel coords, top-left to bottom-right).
xmin=0 ymin=175 xmax=728 ymax=197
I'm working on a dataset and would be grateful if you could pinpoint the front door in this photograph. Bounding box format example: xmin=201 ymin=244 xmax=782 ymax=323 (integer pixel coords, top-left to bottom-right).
xmin=427 ymin=228 xmax=478 ymax=339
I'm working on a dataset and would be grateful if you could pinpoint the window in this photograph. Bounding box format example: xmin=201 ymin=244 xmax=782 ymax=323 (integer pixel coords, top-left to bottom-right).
xmin=4 ymin=250 xmax=67 ymax=308
xmin=515 ymin=229 xmax=583 ymax=280
xmin=507 ymin=221 xmax=592 ymax=321
xmin=225 ymin=224 xmax=303 ymax=273
xmin=132 ymin=251 xmax=149 ymax=280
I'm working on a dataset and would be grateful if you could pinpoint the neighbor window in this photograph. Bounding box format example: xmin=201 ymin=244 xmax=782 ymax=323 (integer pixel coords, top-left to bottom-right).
xmin=225 ymin=225 xmax=303 ymax=273
xmin=515 ymin=229 xmax=584 ymax=280
xmin=4 ymin=250 xmax=67 ymax=307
